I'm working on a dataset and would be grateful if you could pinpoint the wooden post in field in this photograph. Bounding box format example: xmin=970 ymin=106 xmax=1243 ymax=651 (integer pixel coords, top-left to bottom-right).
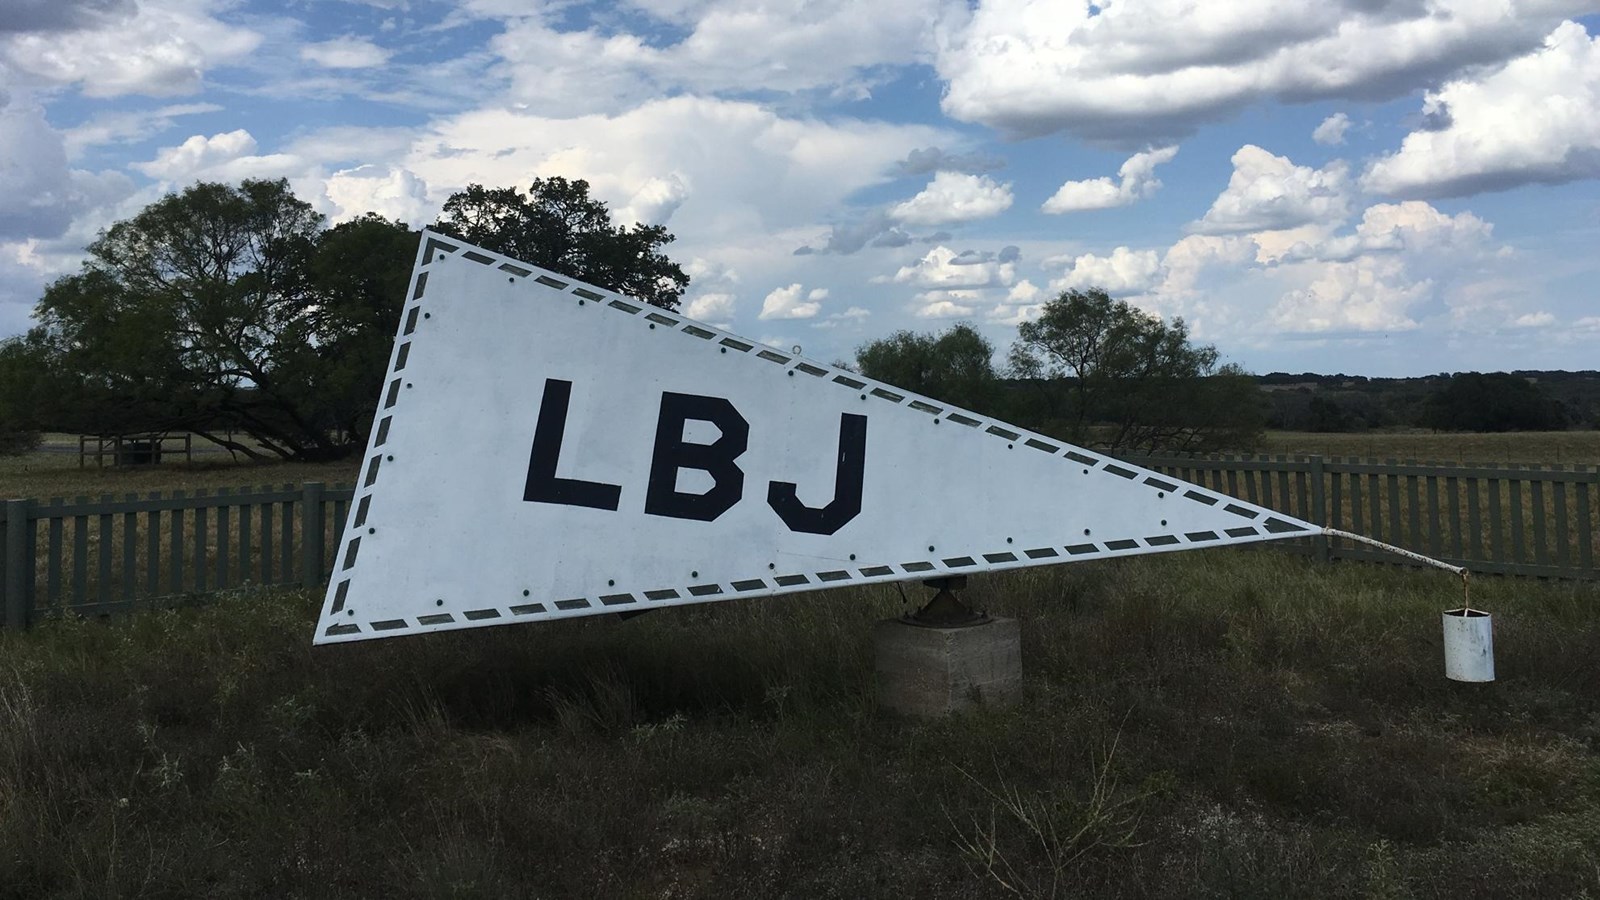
xmin=1310 ymin=456 xmax=1329 ymax=564
xmin=302 ymin=482 xmax=325 ymax=589
xmin=5 ymin=499 xmax=32 ymax=630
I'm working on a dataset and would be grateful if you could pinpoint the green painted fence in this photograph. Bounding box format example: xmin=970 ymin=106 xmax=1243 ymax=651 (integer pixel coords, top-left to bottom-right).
xmin=3 ymin=456 xmax=1598 ymax=629
xmin=1129 ymin=454 xmax=1598 ymax=580
xmin=3 ymin=483 xmax=354 ymax=629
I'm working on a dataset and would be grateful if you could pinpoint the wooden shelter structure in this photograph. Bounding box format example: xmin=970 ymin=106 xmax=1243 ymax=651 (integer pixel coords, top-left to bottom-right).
xmin=77 ymin=433 xmax=193 ymax=468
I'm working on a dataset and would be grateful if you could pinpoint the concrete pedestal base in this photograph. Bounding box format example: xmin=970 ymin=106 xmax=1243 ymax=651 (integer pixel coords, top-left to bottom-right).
xmin=873 ymin=617 xmax=1021 ymax=717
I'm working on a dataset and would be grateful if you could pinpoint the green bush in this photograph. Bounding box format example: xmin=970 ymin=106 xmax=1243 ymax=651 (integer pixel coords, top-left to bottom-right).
xmin=0 ymin=428 xmax=39 ymax=457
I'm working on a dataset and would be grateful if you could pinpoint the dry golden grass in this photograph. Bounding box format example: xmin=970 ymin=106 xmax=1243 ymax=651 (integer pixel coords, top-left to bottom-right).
xmin=3 ymin=551 xmax=1597 ymax=897
xmin=3 ymin=434 xmax=359 ymax=502
xmin=1258 ymin=430 xmax=1600 ymax=466
xmin=3 ymin=427 xmax=1599 ymax=895
xmin=5 ymin=437 xmax=358 ymax=617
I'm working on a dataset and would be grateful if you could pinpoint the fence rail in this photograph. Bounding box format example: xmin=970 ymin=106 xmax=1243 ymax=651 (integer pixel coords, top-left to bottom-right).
xmin=1129 ymin=454 xmax=1598 ymax=581
xmin=4 ymin=455 xmax=1598 ymax=629
xmin=3 ymin=482 xmax=353 ymax=629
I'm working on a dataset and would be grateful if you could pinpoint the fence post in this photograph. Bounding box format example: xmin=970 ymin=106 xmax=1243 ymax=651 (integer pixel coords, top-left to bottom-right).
xmin=5 ymin=499 xmax=32 ymax=630
xmin=302 ymin=482 xmax=325 ymax=590
xmin=1309 ymin=455 xmax=1329 ymax=564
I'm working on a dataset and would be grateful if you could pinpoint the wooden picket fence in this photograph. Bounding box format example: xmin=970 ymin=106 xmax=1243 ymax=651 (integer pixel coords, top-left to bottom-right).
xmin=3 ymin=483 xmax=353 ymax=630
xmin=3 ymin=456 xmax=1597 ymax=629
xmin=1130 ymin=454 xmax=1598 ymax=580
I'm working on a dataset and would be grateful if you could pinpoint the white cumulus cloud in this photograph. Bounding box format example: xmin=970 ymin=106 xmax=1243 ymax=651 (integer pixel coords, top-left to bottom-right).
xmin=301 ymin=36 xmax=391 ymax=69
xmin=1 ymin=0 xmax=261 ymax=96
xmin=1191 ymin=145 xmax=1351 ymax=235
xmin=1264 ymin=201 xmax=1501 ymax=334
xmin=134 ymin=129 xmax=284 ymax=181
xmin=399 ymin=96 xmax=949 ymax=247
xmin=892 ymin=245 xmax=1016 ymax=289
xmin=1362 ymin=22 xmax=1600 ymax=198
xmin=618 ymin=173 xmax=690 ymax=226
xmin=1269 ymin=256 xmax=1430 ymax=334
xmin=0 ymin=96 xmax=132 ymax=239
xmin=1007 ymin=279 xmax=1040 ymax=303
xmin=685 ymin=292 xmax=737 ymax=322
xmin=488 ymin=0 xmax=947 ymax=116
xmin=934 ymin=0 xmax=1588 ymax=143
xmin=913 ymin=291 xmax=980 ymax=318
xmin=1312 ymin=112 xmax=1351 ymax=146
xmin=889 ymin=172 xmax=1014 ymax=226
xmin=1042 ymin=145 xmax=1178 ymax=214
xmin=322 ymin=164 xmax=433 ymax=225
xmin=1050 ymin=247 xmax=1164 ymax=297
xmin=760 ymin=283 xmax=822 ymax=319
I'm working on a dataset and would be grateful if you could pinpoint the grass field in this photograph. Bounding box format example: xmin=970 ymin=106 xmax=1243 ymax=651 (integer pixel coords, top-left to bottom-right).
xmin=1258 ymin=430 xmax=1600 ymax=466
xmin=8 ymin=430 xmax=1597 ymax=506
xmin=3 ymin=434 xmax=359 ymax=501
xmin=4 ymin=429 xmax=1597 ymax=896
xmin=3 ymin=551 xmax=1597 ymax=898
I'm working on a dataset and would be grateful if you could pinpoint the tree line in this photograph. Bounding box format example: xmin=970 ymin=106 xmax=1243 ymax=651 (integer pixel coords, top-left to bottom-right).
xmin=0 ymin=177 xmax=686 ymax=460
xmin=1260 ymin=371 xmax=1585 ymax=434
xmin=0 ymin=176 xmax=1586 ymax=461
xmin=854 ymin=292 xmax=1263 ymax=454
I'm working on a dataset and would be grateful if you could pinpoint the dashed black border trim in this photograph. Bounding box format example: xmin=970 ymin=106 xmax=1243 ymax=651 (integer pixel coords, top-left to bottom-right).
xmin=317 ymin=232 xmax=1320 ymax=642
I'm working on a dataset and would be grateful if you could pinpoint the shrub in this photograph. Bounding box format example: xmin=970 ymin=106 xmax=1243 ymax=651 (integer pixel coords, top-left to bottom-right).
xmin=0 ymin=428 xmax=39 ymax=457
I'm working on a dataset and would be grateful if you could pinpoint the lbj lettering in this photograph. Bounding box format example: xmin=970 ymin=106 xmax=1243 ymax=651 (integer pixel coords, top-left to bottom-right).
xmin=523 ymin=379 xmax=867 ymax=535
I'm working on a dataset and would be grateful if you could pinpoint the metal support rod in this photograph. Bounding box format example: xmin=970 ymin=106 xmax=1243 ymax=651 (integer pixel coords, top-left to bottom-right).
xmin=1323 ymin=526 xmax=1473 ymax=612
xmin=1322 ymin=527 xmax=1466 ymax=576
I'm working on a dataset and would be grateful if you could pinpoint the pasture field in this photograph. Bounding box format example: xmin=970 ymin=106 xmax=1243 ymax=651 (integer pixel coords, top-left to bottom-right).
xmin=3 ymin=551 xmax=1598 ymax=898
xmin=1258 ymin=430 xmax=1600 ymax=466
xmin=2 ymin=434 xmax=359 ymax=501
xmin=8 ymin=430 xmax=1599 ymax=506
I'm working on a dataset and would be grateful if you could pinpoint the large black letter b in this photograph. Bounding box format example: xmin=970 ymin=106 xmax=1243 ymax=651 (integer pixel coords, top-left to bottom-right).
xmin=644 ymin=392 xmax=749 ymax=522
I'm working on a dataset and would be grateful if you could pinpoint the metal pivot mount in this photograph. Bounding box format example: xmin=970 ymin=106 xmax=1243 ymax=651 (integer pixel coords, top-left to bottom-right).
xmin=904 ymin=576 xmax=991 ymax=628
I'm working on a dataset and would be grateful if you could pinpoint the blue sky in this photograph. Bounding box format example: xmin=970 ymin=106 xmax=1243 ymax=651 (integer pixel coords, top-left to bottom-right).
xmin=2 ymin=0 xmax=1598 ymax=376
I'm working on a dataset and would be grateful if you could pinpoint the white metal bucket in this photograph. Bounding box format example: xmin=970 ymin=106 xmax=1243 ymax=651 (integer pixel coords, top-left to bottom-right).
xmin=1442 ymin=609 xmax=1494 ymax=682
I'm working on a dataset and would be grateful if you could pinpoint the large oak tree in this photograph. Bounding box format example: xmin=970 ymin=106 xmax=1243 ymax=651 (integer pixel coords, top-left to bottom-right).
xmin=12 ymin=175 xmax=695 ymax=461
xmin=1009 ymin=288 xmax=1262 ymax=453
xmin=27 ymin=179 xmax=417 ymax=460
xmin=855 ymin=323 xmax=1003 ymax=416
xmin=434 ymin=177 xmax=689 ymax=310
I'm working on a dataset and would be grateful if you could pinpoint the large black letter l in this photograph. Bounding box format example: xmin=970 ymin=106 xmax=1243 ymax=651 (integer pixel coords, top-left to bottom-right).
xmin=523 ymin=379 xmax=622 ymax=511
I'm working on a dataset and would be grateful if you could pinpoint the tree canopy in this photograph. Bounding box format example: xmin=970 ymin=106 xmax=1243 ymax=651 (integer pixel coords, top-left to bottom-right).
xmin=23 ymin=179 xmax=417 ymax=460
xmin=434 ymin=177 xmax=689 ymax=309
xmin=1009 ymin=288 xmax=1262 ymax=453
xmin=0 ymin=336 xmax=46 ymax=455
xmin=855 ymin=323 xmax=1002 ymax=415
xmin=7 ymin=175 xmax=696 ymax=461
xmin=1423 ymin=372 xmax=1566 ymax=432
xmin=303 ymin=214 xmax=421 ymax=445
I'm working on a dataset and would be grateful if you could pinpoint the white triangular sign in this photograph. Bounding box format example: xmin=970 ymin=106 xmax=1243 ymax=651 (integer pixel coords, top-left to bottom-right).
xmin=314 ymin=232 xmax=1316 ymax=643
